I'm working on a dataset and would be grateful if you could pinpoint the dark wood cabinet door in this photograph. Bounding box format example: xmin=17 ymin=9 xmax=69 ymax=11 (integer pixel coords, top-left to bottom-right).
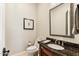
xmin=39 ymin=47 xmax=58 ymax=56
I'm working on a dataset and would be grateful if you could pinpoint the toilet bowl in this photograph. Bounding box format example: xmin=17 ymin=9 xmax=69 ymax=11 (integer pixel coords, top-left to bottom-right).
xmin=26 ymin=46 xmax=38 ymax=56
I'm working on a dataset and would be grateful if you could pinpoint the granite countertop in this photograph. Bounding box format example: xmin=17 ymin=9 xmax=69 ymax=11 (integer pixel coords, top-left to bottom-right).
xmin=38 ymin=39 xmax=79 ymax=56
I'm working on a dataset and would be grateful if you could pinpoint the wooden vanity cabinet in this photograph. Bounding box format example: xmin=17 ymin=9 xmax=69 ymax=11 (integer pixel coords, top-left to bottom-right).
xmin=39 ymin=44 xmax=60 ymax=56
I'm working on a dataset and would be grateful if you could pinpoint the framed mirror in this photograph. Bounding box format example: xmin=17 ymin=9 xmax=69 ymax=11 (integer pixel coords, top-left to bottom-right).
xmin=49 ymin=3 xmax=74 ymax=38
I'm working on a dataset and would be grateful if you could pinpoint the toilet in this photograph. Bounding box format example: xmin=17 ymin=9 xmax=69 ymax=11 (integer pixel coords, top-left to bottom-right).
xmin=26 ymin=39 xmax=39 ymax=56
xmin=13 ymin=38 xmax=41 ymax=56
xmin=13 ymin=40 xmax=39 ymax=56
xmin=26 ymin=46 xmax=38 ymax=56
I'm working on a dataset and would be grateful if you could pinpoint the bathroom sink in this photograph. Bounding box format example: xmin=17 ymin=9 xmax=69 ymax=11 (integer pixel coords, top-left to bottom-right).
xmin=47 ymin=44 xmax=64 ymax=50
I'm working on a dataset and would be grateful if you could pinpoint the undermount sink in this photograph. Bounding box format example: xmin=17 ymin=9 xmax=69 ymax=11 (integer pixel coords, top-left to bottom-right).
xmin=47 ymin=44 xmax=64 ymax=50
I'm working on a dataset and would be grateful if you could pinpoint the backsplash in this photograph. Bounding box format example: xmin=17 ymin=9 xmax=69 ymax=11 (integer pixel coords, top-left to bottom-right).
xmin=48 ymin=34 xmax=79 ymax=44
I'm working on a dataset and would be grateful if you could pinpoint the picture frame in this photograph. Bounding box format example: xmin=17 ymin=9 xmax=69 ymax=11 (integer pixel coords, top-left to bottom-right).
xmin=23 ymin=18 xmax=34 ymax=30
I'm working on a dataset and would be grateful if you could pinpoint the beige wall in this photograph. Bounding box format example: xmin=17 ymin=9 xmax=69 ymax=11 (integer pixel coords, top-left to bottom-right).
xmin=5 ymin=3 xmax=37 ymax=55
xmin=37 ymin=3 xmax=79 ymax=44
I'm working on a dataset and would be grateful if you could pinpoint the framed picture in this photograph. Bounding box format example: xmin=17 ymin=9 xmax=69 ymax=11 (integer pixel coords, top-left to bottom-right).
xmin=23 ymin=18 xmax=34 ymax=30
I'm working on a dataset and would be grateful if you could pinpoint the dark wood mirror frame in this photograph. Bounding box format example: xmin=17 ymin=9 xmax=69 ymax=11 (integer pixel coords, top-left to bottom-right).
xmin=49 ymin=3 xmax=74 ymax=38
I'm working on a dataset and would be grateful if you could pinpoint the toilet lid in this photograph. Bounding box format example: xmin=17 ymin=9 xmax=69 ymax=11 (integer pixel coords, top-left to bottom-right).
xmin=26 ymin=46 xmax=38 ymax=51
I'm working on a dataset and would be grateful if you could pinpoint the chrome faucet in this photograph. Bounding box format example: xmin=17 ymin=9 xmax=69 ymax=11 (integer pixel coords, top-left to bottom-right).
xmin=55 ymin=40 xmax=64 ymax=46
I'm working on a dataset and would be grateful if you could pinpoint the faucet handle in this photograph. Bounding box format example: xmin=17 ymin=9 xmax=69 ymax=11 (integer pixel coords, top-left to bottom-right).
xmin=61 ymin=41 xmax=64 ymax=46
xmin=55 ymin=40 xmax=57 ymax=44
xmin=58 ymin=40 xmax=60 ymax=45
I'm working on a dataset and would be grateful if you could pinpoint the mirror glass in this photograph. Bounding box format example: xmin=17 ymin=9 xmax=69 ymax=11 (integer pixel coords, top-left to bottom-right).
xmin=49 ymin=3 xmax=74 ymax=37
